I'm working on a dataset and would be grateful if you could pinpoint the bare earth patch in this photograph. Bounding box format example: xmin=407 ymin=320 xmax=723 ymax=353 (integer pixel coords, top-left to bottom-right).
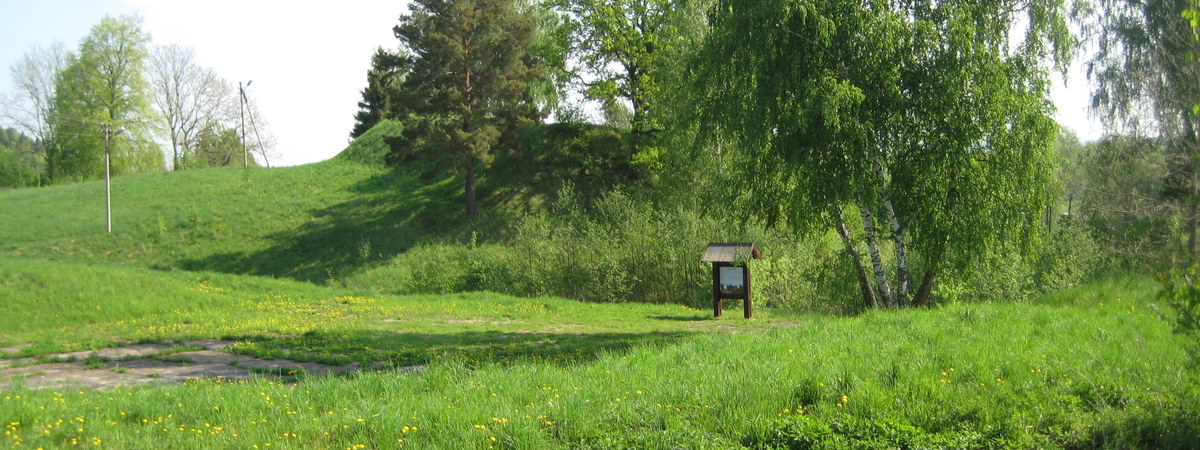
xmin=0 ymin=340 xmax=417 ymax=390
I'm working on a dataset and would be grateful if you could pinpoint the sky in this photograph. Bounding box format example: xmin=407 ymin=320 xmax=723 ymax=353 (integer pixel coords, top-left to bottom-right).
xmin=1 ymin=0 xmax=1103 ymax=167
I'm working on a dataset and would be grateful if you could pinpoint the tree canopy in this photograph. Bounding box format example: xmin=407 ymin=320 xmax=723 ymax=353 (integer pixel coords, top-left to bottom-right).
xmin=50 ymin=14 xmax=160 ymax=180
xmin=690 ymin=0 xmax=1071 ymax=307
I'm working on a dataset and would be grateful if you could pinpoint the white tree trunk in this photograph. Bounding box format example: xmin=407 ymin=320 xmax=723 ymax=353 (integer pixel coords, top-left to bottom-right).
xmin=835 ymin=207 xmax=877 ymax=309
xmin=873 ymin=158 xmax=909 ymax=306
xmin=859 ymin=200 xmax=895 ymax=307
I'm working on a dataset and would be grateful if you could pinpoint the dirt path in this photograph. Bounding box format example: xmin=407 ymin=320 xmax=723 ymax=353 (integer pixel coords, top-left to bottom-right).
xmin=0 ymin=340 xmax=415 ymax=390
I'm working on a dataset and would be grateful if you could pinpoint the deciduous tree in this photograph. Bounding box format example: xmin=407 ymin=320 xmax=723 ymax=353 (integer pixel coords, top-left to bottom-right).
xmin=1089 ymin=0 xmax=1200 ymax=262
xmin=691 ymin=0 xmax=1070 ymax=307
xmin=148 ymin=44 xmax=235 ymax=171
xmin=559 ymin=0 xmax=706 ymax=166
xmin=2 ymin=42 xmax=66 ymax=179
xmin=51 ymin=15 xmax=160 ymax=180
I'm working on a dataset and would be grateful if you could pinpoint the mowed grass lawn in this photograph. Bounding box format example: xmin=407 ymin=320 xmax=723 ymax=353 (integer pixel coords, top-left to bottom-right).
xmin=2 ymin=269 xmax=1199 ymax=449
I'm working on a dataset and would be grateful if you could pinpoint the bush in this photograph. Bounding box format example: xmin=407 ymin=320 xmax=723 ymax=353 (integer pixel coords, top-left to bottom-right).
xmin=345 ymin=187 xmax=869 ymax=311
xmin=938 ymin=219 xmax=1102 ymax=304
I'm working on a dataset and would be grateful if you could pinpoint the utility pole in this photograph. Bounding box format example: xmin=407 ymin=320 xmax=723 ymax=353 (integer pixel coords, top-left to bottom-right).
xmin=103 ymin=124 xmax=126 ymax=233
xmin=239 ymin=80 xmax=252 ymax=168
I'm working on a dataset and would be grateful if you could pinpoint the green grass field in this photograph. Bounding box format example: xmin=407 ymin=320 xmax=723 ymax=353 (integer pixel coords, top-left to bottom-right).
xmin=2 ymin=139 xmax=1199 ymax=448
xmin=0 ymin=258 xmax=794 ymax=368
xmin=1 ymin=275 xmax=1196 ymax=449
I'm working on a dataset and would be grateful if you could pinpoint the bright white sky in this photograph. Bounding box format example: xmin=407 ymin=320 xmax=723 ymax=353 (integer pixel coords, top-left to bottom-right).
xmin=0 ymin=0 xmax=1102 ymax=167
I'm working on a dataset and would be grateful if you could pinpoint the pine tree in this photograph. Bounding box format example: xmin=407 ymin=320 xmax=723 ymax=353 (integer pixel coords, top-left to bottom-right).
xmin=387 ymin=0 xmax=544 ymax=218
xmin=350 ymin=48 xmax=410 ymax=139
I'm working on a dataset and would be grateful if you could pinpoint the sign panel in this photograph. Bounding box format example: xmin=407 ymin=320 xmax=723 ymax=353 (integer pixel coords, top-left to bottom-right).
xmin=719 ymin=266 xmax=745 ymax=296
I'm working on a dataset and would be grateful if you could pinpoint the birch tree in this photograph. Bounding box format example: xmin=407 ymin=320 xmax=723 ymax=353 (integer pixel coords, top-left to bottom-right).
xmin=691 ymin=0 xmax=1070 ymax=307
xmin=1090 ymin=0 xmax=1200 ymax=262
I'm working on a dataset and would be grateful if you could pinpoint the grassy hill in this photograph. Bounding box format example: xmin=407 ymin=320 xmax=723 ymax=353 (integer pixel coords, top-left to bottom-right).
xmin=0 ymin=121 xmax=640 ymax=286
xmin=0 ymin=157 xmax=468 ymax=283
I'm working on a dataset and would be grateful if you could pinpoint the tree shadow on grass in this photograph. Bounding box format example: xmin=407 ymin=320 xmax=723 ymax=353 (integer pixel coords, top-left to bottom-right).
xmin=648 ymin=315 xmax=711 ymax=322
xmin=223 ymin=328 xmax=697 ymax=369
xmin=178 ymin=169 xmax=464 ymax=283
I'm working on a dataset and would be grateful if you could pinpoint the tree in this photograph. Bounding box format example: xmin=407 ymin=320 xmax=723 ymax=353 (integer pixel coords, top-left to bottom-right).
xmin=1090 ymin=0 xmax=1200 ymax=262
xmin=148 ymin=44 xmax=236 ymax=171
xmin=191 ymin=125 xmax=252 ymax=168
xmin=388 ymin=0 xmax=545 ymax=218
xmin=2 ymin=42 xmax=66 ymax=178
xmin=559 ymin=0 xmax=706 ymax=164
xmin=50 ymin=15 xmax=160 ymax=180
xmin=350 ymin=47 xmax=411 ymax=139
xmin=691 ymin=0 xmax=1071 ymax=308
xmin=0 ymin=139 xmax=39 ymax=188
xmin=0 ymin=128 xmax=42 ymax=182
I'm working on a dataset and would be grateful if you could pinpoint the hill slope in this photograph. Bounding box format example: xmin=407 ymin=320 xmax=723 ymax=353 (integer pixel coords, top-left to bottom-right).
xmin=0 ymin=158 xmax=466 ymax=283
xmin=0 ymin=121 xmax=639 ymax=286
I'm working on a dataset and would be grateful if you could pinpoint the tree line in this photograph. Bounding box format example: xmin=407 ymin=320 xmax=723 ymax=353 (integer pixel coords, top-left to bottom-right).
xmin=346 ymin=0 xmax=1200 ymax=308
xmin=1 ymin=15 xmax=275 ymax=188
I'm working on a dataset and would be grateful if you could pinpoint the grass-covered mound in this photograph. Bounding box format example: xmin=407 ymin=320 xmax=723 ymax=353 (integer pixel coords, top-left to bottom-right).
xmin=334 ymin=119 xmax=404 ymax=166
xmin=1 ymin=278 xmax=1196 ymax=449
xmin=0 ymin=120 xmax=643 ymax=287
xmin=0 ymin=158 xmax=470 ymax=283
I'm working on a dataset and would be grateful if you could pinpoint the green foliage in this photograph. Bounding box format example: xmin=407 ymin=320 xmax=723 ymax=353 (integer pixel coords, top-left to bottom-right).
xmin=389 ymin=0 xmax=545 ymax=218
xmin=561 ymin=0 xmax=690 ymax=130
xmin=49 ymin=14 xmax=160 ymax=181
xmin=0 ymin=142 xmax=39 ymax=188
xmin=187 ymin=125 xmax=251 ymax=169
xmin=1157 ymin=264 xmax=1200 ymax=339
xmin=349 ymin=48 xmax=410 ymax=139
xmin=939 ymin=219 xmax=1103 ymax=304
xmin=689 ymin=0 xmax=1069 ymax=306
xmin=483 ymin=122 xmax=637 ymax=211
xmin=0 ymin=128 xmax=43 ymax=186
xmin=348 ymin=188 xmax=868 ymax=313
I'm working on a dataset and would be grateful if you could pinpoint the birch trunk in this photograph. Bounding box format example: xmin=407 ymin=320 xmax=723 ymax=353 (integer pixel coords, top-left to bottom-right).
xmin=835 ymin=207 xmax=877 ymax=309
xmin=859 ymin=200 xmax=895 ymax=307
xmin=872 ymin=158 xmax=909 ymax=306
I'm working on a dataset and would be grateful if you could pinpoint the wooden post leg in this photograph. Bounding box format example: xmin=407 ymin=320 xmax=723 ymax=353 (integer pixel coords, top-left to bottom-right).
xmin=744 ymin=267 xmax=753 ymax=319
xmin=712 ymin=263 xmax=722 ymax=317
